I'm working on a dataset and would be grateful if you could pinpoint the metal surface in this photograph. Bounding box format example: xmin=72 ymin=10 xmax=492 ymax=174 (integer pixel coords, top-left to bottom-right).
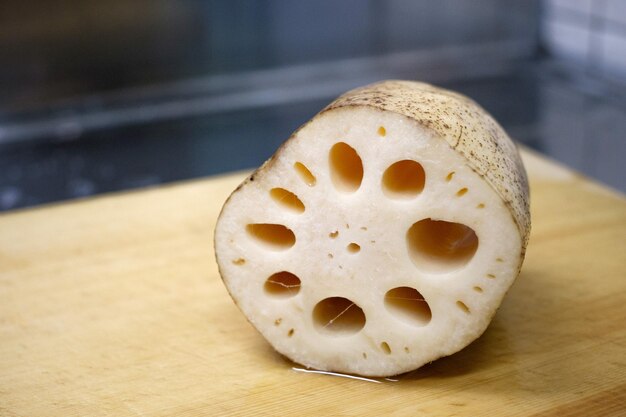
xmin=1 ymin=1 xmax=624 ymax=211
xmin=1 ymin=59 xmax=625 ymax=211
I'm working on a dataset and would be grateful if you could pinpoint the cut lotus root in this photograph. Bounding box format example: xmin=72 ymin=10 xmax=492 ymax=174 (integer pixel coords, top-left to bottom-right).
xmin=214 ymin=80 xmax=530 ymax=377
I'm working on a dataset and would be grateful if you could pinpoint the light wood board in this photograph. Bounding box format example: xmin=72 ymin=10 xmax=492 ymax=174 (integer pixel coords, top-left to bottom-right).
xmin=1 ymin=150 xmax=625 ymax=416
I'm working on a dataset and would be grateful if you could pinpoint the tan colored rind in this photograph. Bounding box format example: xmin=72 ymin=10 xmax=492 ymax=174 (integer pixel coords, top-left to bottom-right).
xmin=322 ymin=80 xmax=531 ymax=247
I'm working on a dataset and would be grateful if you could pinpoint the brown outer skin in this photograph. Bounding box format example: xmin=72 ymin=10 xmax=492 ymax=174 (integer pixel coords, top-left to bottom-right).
xmin=322 ymin=80 xmax=531 ymax=252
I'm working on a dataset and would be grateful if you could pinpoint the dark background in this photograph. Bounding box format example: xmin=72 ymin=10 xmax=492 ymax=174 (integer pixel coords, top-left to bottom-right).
xmin=1 ymin=0 xmax=625 ymax=211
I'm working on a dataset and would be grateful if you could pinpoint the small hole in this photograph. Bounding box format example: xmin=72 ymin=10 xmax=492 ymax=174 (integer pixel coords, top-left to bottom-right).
xmin=246 ymin=224 xmax=296 ymax=251
xmin=274 ymin=318 xmax=282 ymax=326
xmin=473 ymin=286 xmax=483 ymax=293
xmin=329 ymin=142 xmax=363 ymax=193
xmin=328 ymin=253 xmax=334 ymax=259
xmin=406 ymin=219 xmax=478 ymax=273
xmin=377 ymin=126 xmax=386 ymax=137
xmin=456 ymin=301 xmax=470 ymax=313
xmin=329 ymin=231 xmax=339 ymax=238
xmin=362 ymin=352 xmax=367 ymax=359
xmin=313 ymin=297 xmax=366 ymax=336
xmin=288 ymin=329 xmax=294 ymax=337
xmin=360 ymin=227 xmax=367 ymax=231
xmin=496 ymin=257 xmax=504 ymax=262
xmin=456 ymin=187 xmax=468 ymax=197
xmin=404 ymin=347 xmax=410 ymax=353
xmin=232 ymin=258 xmax=245 ymax=265
xmin=264 ymin=271 xmax=301 ymax=298
xmin=270 ymin=188 xmax=305 ymax=213
xmin=477 ymin=203 xmax=485 ymax=209
xmin=384 ymin=287 xmax=431 ymax=326
xmin=446 ymin=172 xmax=455 ymax=182
xmin=347 ymin=243 xmax=360 ymax=253
xmin=487 ymin=273 xmax=496 ymax=279
xmin=381 ymin=342 xmax=391 ymax=354
xmin=294 ymin=162 xmax=316 ymax=186
xmin=382 ymin=160 xmax=425 ymax=199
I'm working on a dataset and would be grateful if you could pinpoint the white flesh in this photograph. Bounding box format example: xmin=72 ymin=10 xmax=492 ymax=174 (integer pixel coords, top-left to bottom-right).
xmin=215 ymin=105 xmax=522 ymax=377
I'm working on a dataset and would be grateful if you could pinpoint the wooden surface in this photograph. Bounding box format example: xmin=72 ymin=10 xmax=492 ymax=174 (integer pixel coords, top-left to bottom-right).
xmin=1 ymin=149 xmax=625 ymax=416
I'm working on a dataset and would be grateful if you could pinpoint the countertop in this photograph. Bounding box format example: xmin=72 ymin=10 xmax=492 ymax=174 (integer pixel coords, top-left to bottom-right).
xmin=1 ymin=149 xmax=625 ymax=416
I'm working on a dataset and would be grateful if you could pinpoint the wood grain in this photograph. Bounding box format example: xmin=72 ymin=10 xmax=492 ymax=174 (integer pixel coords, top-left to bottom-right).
xmin=1 ymin=150 xmax=625 ymax=416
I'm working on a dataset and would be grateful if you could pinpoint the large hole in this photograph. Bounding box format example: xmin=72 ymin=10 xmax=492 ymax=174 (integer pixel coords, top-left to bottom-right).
xmin=382 ymin=160 xmax=425 ymax=199
xmin=329 ymin=142 xmax=363 ymax=193
xmin=246 ymin=224 xmax=296 ymax=251
xmin=406 ymin=219 xmax=478 ymax=273
xmin=264 ymin=271 xmax=301 ymax=298
xmin=294 ymin=162 xmax=316 ymax=186
xmin=313 ymin=297 xmax=366 ymax=335
xmin=269 ymin=188 xmax=305 ymax=213
xmin=384 ymin=287 xmax=431 ymax=326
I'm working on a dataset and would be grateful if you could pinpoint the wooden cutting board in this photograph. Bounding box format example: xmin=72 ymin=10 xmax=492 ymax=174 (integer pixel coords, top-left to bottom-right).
xmin=1 ymin=149 xmax=625 ymax=416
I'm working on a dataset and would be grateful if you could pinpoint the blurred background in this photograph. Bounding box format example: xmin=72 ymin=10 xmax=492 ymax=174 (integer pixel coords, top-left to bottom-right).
xmin=1 ymin=0 xmax=625 ymax=211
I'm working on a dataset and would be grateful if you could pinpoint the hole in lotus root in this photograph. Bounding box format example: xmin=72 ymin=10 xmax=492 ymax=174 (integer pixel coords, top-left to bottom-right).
xmin=329 ymin=142 xmax=363 ymax=193
xmin=347 ymin=243 xmax=361 ymax=253
xmin=313 ymin=297 xmax=366 ymax=336
xmin=294 ymin=162 xmax=316 ymax=186
xmin=270 ymin=188 xmax=305 ymax=213
xmin=384 ymin=287 xmax=431 ymax=326
xmin=246 ymin=224 xmax=295 ymax=251
xmin=406 ymin=219 xmax=478 ymax=273
xmin=264 ymin=271 xmax=301 ymax=298
xmin=456 ymin=301 xmax=470 ymax=313
xmin=382 ymin=160 xmax=425 ymax=199
xmin=381 ymin=342 xmax=391 ymax=354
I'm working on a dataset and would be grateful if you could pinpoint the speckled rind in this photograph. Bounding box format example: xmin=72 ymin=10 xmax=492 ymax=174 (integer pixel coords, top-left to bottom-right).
xmin=322 ymin=80 xmax=530 ymax=249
